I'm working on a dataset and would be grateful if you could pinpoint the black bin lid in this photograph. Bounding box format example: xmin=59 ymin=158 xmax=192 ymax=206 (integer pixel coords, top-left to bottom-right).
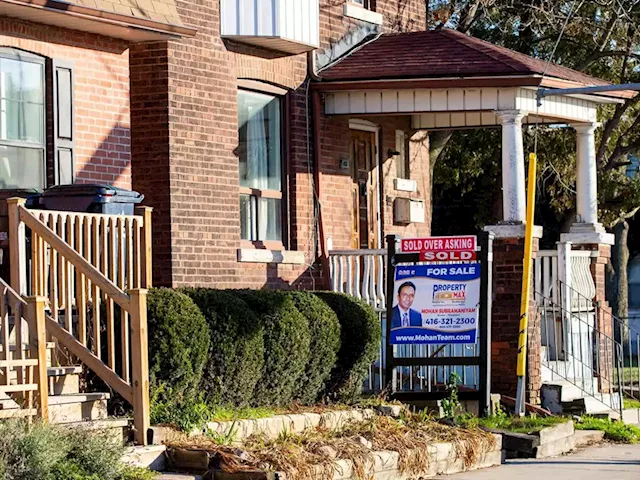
xmin=41 ymin=184 xmax=144 ymax=203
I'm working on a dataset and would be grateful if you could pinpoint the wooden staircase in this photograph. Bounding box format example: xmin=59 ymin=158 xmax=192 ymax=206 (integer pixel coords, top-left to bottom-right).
xmin=1 ymin=199 xmax=153 ymax=444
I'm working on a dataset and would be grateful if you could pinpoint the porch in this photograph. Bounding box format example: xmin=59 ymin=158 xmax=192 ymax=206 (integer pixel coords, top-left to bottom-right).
xmin=316 ymin=28 xmax=637 ymax=413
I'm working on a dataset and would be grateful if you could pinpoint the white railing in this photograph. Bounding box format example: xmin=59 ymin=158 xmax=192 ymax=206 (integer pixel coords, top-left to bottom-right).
xmin=328 ymin=249 xmax=387 ymax=311
xmin=534 ymin=243 xmax=596 ymax=309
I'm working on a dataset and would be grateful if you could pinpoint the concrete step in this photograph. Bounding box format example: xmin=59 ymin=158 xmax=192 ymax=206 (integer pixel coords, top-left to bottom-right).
xmin=61 ymin=418 xmax=132 ymax=442
xmin=0 ymin=392 xmax=110 ymax=423
xmin=48 ymin=393 xmax=110 ymax=423
xmin=122 ymin=445 xmax=167 ymax=471
xmin=542 ymin=381 xmax=620 ymax=415
xmin=48 ymin=365 xmax=82 ymax=395
xmin=574 ymin=429 xmax=605 ymax=448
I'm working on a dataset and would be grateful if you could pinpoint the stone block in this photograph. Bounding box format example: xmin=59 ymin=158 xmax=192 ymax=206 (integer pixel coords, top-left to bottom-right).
xmin=622 ymin=408 xmax=640 ymax=425
xmin=211 ymin=472 xmax=276 ymax=480
xmin=122 ymin=445 xmax=167 ymax=471
xmin=376 ymin=405 xmax=403 ymax=417
xmin=369 ymin=450 xmax=399 ymax=472
xmin=166 ymin=447 xmax=209 ymax=473
xmin=534 ymin=434 xmax=576 ymax=458
xmin=331 ymin=458 xmax=353 ymax=479
xmin=538 ymin=421 xmax=574 ymax=444
xmin=431 ymin=442 xmax=454 ymax=462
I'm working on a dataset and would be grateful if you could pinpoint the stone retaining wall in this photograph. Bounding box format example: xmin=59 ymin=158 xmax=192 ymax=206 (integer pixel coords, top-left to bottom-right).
xmin=203 ymin=409 xmax=377 ymax=444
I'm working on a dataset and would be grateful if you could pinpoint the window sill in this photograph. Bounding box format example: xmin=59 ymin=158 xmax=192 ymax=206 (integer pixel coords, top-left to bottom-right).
xmin=343 ymin=3 xmax=383 ymax=25
xmin=237 ymin=248 xmax=306 ymax=265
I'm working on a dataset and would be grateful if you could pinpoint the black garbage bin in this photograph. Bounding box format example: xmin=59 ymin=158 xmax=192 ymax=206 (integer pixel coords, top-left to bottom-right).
xmin=39 ymin=184 xmax=144 ymax=216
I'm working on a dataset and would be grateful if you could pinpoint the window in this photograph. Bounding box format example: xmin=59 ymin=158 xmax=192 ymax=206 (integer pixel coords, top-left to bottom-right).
xmin=238 ymin=89 xmax=284 ymax=243
xmin=0 ymin=50 xmax=45 ymax=190
xmin=352 ymin=0 xmax=372 ymax=8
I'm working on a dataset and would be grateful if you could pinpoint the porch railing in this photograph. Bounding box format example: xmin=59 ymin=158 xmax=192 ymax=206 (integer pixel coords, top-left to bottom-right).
xmin=329 ymin=249 xmax=386 ymax=311
xmin=7 ymin=198 xmax=152 ymax=444
xmin=537 ymin=282 xmax=625 ymax=415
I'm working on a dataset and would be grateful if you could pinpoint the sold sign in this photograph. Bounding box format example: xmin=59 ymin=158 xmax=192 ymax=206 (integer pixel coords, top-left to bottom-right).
xmin=401 ymin=236 xmax=477 ymax=261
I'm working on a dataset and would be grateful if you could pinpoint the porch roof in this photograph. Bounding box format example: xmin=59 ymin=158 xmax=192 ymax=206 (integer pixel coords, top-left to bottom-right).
xmin=0 ymin=0 xmax=197 ymax=41
xmin=316 ymin=29 xmax=636 ymax=128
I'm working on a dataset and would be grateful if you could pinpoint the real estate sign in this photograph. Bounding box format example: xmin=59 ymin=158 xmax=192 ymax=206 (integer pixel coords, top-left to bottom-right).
xmin=389 ymin=263 xmax=480 ymax=345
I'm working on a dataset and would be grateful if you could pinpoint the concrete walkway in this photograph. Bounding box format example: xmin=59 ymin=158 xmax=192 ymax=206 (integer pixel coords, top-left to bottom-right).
xmin=439 ymin=443 xmax=640 ymax=479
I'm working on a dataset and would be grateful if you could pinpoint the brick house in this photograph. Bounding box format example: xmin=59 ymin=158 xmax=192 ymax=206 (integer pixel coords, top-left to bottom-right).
xmin=130 ymin=0 xmax=431 ymax=290
xmin=0 ymin=0 xmax=632 ymax=410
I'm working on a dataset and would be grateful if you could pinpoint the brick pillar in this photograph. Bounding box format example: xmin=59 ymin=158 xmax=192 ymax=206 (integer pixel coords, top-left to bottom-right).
xmin=486 ymin=226 xmax=542 ymax=405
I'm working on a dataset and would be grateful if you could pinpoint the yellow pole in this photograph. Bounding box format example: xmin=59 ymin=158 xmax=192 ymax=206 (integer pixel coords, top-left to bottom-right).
xmin=515 ymin=153 xmax=537 ymax=416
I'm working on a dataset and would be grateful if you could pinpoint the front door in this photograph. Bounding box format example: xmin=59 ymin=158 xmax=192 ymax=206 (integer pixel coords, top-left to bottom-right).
xmin=350 ymin=130 xmax=378 ymax=249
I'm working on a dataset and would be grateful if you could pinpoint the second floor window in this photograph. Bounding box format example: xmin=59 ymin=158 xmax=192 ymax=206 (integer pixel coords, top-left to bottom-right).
xmin=238 ymin=89 xmax=283 ymax=243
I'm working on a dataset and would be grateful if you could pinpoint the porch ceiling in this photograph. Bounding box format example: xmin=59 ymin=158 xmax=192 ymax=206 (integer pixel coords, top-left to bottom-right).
xmin=322 ymin=86 xmax=603 ymax=128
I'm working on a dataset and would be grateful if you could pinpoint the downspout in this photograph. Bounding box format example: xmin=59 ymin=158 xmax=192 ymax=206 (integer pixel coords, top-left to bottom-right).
xmin=308 ymin=51 xmax=331 ymax=289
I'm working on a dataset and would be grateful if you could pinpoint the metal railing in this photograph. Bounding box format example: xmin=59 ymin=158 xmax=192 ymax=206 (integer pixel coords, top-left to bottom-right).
xmin=537 ymin=281 xmax=624 ymax=414
xmin=327 ymin=248 xmax=479 ymax=394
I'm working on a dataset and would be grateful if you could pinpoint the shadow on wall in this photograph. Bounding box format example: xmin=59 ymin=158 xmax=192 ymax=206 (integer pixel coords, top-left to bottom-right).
xmin=266 ymin=262 xmax=324 ymax=290
xmin=69 ymin=117 xmax=131 ymax=190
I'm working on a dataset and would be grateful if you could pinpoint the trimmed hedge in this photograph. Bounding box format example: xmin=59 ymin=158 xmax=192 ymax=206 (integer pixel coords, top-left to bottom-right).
xmin=182 ymin=289 xmax=264 ymax=407
xmin=234 ymin=290 xmax=311 ymax=407
xmin=314 ymin=292 xmax=381 ymax=401
xmin=147 ymin=288 xmax=210 ymax=399
xmin=290 ymin=291 xmax=341 ymax=404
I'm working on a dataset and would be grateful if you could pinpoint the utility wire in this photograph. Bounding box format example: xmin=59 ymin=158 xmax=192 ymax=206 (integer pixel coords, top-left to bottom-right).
xmin=534 ymin=0 xmax=583 ymax=157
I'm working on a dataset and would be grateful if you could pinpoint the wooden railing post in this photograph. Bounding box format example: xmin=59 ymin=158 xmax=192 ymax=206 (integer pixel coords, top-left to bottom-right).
xmin=135 ymin=206 xmax=153 ymax=288
xmin=26 ymin=296 xmax=49 ymax=421
xmin=8 ymin=198 xmax=27 ymax=295
xmin=129 ymin=288 xmax=150 ymax=445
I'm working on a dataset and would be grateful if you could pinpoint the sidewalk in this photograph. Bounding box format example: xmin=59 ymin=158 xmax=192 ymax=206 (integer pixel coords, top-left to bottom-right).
xmin=439 ymin=443 xmax=640 ymax=479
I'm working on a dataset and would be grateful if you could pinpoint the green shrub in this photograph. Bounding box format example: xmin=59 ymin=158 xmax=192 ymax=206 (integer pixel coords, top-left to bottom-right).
xmin=147 ymin=288 xmax=210 ymax=400
xmin=0 ymin=420 xmax=150 ymax=480
xmin=234 ymin=290 xmax=311 ymax=407
xmin=182 ymin=289 xmax=264 ymax=407
xmin=150 ymin=388 xmax=213 ymax=432
xmin=314 ymin=292 xmax=381 ymax=401
xmin=576 ymin=416 xmax=640 ymax=443
xmin=290 ymin=291 xmax=341 ymax=404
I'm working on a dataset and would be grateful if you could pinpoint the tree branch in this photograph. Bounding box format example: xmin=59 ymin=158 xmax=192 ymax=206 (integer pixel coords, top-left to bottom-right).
xmin=576 ymin=50 xmax=640 ymax=70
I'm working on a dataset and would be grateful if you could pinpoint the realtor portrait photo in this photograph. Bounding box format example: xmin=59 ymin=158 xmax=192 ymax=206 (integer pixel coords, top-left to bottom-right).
xmin=391 ymin=281 xmax=423 ymax=329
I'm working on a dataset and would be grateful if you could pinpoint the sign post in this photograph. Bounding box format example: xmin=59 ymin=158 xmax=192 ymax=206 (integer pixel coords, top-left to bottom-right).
xmin=384 ymin=232 xmax=493 ymax=415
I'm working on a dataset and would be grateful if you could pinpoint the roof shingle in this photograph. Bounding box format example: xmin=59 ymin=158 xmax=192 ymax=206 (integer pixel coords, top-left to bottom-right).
xmin=319 ymin=28 xmax=609 ymax=87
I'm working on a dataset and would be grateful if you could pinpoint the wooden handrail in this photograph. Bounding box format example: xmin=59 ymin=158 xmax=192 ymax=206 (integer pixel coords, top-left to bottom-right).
xmin=18 ymin=205 xmax=131 ymax=310
xmin=45 ymin=314 xmax=134 ymax=403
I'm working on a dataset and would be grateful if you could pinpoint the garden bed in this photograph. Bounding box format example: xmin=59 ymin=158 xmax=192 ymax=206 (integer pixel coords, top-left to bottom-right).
xmin=162 ymin=411 xmax=501 ymax=480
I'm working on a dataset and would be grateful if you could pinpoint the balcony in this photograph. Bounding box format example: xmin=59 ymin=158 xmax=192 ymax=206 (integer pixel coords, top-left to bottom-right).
xmin=221 ymin=0 xmax=319 ymax=55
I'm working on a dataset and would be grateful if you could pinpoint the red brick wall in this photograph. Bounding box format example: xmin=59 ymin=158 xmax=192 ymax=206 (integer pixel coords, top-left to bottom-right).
xmin=318 ymin=114 xmax=431 ymax=252
xmin=130 ymin=0 xmax=428 ymax=288
xmin=0 ymin=18 xmax=131 ymax=189
xmin=491 ymin=237 xmax=541 ymax=404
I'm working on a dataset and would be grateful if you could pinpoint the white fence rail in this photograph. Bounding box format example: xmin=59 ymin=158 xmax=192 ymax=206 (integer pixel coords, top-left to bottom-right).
xmin=329 ymin=249 xmax=387 ymax=311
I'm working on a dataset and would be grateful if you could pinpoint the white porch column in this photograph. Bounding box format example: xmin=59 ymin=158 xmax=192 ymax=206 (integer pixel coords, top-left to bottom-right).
xmin=496 ymin=110 xmax=526 ymax=223
xmin=575 ymin=123 xmax=598 ymax=225
xmin=561 ymin=122 xmax=614 ymax=245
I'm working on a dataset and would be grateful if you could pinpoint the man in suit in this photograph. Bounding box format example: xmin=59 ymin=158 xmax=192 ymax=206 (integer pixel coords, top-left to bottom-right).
xmin=391 ymin=281 xmax=423 ymax=329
